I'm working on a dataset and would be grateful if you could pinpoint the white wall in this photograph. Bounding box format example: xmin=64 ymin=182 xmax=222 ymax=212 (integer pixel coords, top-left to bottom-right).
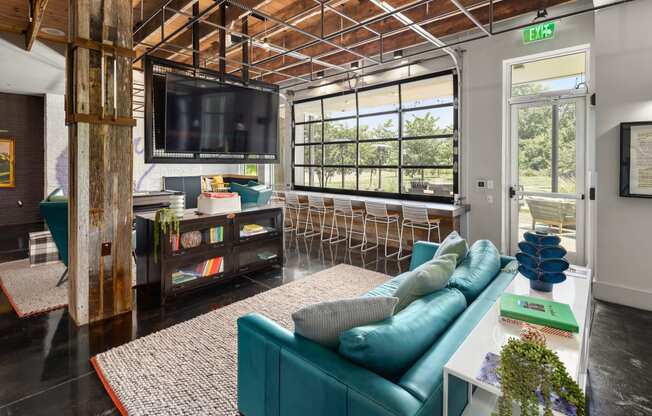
xmin=0 ymin=34 xmax=65 ymax=95
xmin=461 ymin=9 xmax=596 ymax=247
xmin=592 ymin=0 xmax=652 ymax=311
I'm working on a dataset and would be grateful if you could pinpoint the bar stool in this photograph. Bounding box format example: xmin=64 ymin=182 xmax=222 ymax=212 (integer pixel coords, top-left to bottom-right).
xmin=398 ymin=205 xmax=441 ymax=260
xmin=361 ymin=201 xmax=401 ymax=258
xmin=329 ymin=198 xmax=365 ymax=249
xmin=285 ymin=192 xmax=309 ymax=234
xmin=305 ymin=195 xmax=335 ymax=241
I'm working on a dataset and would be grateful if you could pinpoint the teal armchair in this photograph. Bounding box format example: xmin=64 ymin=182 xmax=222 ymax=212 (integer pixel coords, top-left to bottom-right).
xmin=230 ymin=181 xmax=273 ymax=205
xmin=39 ymin=195 xmax=68 ymax=286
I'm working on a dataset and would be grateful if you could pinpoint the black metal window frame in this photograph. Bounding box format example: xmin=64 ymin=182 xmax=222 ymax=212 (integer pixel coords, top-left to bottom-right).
xmin=291 ymin=70 xmax=459 ymax=203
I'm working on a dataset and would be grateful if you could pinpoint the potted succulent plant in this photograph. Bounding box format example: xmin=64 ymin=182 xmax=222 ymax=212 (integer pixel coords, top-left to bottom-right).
xmin=153 ymin=208 xmax=180 ymax=263
xmin=495 ymin=329 xmax=585 ymax=416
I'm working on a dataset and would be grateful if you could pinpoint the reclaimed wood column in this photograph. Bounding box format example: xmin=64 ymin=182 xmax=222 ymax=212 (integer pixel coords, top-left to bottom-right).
xmin=67 ymin=0 xmax=134 ymax=325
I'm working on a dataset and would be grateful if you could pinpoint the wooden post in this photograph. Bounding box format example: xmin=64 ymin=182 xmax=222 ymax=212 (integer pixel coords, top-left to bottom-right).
xmin=67 ymin=0 xmax=134 ymax=325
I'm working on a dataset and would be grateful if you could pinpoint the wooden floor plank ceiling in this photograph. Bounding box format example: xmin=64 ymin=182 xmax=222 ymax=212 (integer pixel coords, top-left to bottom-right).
xmin=0 ymin=0 xmax=575 ymax=85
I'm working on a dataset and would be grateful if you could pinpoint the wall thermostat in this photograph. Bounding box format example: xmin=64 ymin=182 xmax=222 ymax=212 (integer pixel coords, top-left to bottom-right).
xmin=476 ymin=179 xmax=494 ymax=190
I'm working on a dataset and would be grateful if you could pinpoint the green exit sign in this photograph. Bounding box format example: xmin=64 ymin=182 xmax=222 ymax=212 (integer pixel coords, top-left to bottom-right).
xmin=523 ymin=22 xmax=556 ymax=44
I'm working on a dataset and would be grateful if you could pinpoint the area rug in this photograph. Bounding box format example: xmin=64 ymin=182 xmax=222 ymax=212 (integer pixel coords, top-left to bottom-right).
xmin=92 ymin=263 xmax=390 ymax=416
xmin=0 ymin=259 xmax=67 ymax=317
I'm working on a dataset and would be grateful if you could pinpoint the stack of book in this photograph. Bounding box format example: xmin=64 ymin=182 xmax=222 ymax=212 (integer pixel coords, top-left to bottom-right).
xmin=241 ymin=223 xmax=267 ymax=237
xmin=171 ymin=256 xmax=225 ymax=285
xmin=207 ymin=226 xmax=224 ymax=244
xmin=499 ymin=293 xmax=579 ymax=338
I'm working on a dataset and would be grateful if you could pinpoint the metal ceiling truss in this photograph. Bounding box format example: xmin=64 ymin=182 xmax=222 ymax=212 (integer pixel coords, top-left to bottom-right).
xmin=133 ymin=0 xmax=636 ymax=88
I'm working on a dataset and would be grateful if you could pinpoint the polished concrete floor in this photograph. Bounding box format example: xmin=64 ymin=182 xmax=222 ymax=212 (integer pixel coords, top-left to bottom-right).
xmin=0 ymin=231 xmax=650 ymax=415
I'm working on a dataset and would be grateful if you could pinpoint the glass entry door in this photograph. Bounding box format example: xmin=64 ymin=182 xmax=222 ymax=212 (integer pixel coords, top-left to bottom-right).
xmin=509 ymin=97 xmax=586 ymax=264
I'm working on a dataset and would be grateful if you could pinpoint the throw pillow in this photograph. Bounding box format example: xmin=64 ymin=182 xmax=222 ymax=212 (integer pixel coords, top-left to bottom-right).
xmin=434 ymin=231 xmax=468 ymax=265
xmin=292 ymin=296 xmax=398 ymax=348
xmin=392 ymin=253 xmax=458 ymax=312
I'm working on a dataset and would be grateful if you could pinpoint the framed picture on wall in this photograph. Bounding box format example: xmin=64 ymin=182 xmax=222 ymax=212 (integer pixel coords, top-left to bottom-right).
xmin=0 ymin=138 xmax=15 ymax=188
xmin=620 ymin=122 xmax=652 ymax=198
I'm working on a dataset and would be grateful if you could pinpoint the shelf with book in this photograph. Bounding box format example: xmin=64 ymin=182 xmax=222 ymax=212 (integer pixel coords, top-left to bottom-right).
xmin=235 ymin=239 xmax=283 ymax=273
xmin=136 ymin=204 xmax=283 ymax=303
xmin=168 ymin=251 xmax=231 ymax=293
xmin=235 ymin=209 xmax=282 ymax=243
xmin=168 ymin=224 xmax=229 ymax=257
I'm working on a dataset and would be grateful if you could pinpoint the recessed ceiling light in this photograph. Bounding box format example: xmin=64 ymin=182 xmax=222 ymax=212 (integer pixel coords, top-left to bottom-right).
xmin=41 ymin=27 xmax=65 ymax=37
xmin=315 ymin=71 xmax=325 ymax=79
xmin=351 ymin=61 xmax=359 ymax=69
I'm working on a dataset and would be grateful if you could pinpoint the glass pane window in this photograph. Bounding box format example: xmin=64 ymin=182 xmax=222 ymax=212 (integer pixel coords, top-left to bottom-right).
xmin=402 ymin=107 xmax=454 ymax=137
xmin=324 ymin=143 xmax=356 ymax=165
xmin=324 ymin=118 xmax=356 ymax=142
xmin=401 ymin=168 xmax=454 ymax=197
xmin=294 ymin=167 xmax=322 ymax=187
xmin=358 ymin=168 xmax=399 ymax=193
xmin=358 ymin=85 xmax=399 ymax=115
xmin=323 ymin=93 xmax=356 ymax=119
xmin=359 ymin=141 xmax=398 ymax=166
xmin=517 ymin=102 xmax=577 ymax=194
xmin=294 ymin=123 xmax=322 ymax=144
xmin=402 ymin=137 xmax=453 ymax=166
xmin=401 ymin=75 xmax=454 ymax=109
xmin=294 ymin=144 xmax=322 ymax=166
xmin=324 ymin=168 xmax=357 ymax=190
xmin=511 ymin=52 xmax=587 ymax=97
xmin=359 ymin=114 xmax=399 ymax=140
xmin=294 ymin=100 xmax=322 ymax=122
xmin=292 ymin=72 xmax=457 ymax=200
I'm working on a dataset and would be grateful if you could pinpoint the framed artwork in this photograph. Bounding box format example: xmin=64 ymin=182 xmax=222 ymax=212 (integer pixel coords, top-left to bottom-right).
xmin=0 ymin=138 xmax=15 ymax=188
xmin=620 ymin=122 xmax=652 ymax=198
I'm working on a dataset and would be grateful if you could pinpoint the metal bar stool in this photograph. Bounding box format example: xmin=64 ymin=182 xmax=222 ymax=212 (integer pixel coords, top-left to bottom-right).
xmin=397 ymin=205 xmax=441 ymax=260
xmin=361 ymin=201 xmax=401 ymax=258
xmin=306 ymin=194 xmax=335 ymax=241
xmin=329 ymin=198 xmax=365 ymax=249
xmin=285 ymin=192 xmax=309 ymax=234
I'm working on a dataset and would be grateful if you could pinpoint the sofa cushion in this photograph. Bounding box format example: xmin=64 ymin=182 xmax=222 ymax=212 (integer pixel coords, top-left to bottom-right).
xmin=392 ymin=253 xmax=457 ymax=312
xmin=338 ymin=288 xmax=466 ymax=379
xmin=293 ymin=297 xmax=398 ymax=348
xmin=363 ymin=273 xmax=409 ymax=298
xmin=398 ymin=297 xmax=496 ymax=402
xmin=434 ymin=231 xmax=468 ymax=265
xmin=447 ymin=240 xmax=501 ymax=303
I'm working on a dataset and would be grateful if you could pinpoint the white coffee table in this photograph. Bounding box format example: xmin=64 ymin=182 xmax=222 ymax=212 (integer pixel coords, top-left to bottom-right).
xmin=442 ymin=267 xmax=591 ymax=416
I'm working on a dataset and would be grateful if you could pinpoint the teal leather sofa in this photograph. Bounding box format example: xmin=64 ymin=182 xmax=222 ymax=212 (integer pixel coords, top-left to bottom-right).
xmin=237 ymin=241 xmax=517 ymax=416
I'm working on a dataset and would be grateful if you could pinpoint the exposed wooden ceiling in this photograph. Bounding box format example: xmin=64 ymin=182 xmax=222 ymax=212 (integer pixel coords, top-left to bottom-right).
xmin=0 ymin=0 xmax=574 ymax=85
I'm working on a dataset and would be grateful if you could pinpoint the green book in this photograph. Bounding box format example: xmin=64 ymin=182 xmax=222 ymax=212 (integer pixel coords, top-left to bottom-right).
xmin=500 ymin=294 xmax=579 ymax=333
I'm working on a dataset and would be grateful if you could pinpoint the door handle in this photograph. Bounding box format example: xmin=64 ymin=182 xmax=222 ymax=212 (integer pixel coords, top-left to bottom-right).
xmin=509 ymin=186 xmax=516 ymax=199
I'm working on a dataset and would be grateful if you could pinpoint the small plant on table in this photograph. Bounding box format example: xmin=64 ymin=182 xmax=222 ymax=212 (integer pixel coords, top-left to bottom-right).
xmin=495 ymin=330 xmax=585 ymax=416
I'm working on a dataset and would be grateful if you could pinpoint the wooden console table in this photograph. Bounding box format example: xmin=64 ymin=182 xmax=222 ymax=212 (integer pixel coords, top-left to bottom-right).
xmin=135 ymin=204 xmax=283 ymax=303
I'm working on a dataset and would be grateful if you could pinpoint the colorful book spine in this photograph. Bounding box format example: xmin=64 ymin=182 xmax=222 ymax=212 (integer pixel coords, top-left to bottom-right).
xmin=209 ymin=226 xmax=223 ymax=244
xmin=194 ymin=256 xmax=224 ymax=277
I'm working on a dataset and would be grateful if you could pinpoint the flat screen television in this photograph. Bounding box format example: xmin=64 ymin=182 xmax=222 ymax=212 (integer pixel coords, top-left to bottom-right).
xmin=163 ymin=73 xmax=279 ymax=155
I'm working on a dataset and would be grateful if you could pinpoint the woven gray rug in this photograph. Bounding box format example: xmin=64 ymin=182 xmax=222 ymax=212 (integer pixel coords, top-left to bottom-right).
xmin=92 ymin=264 xmax=390 ymax=416
xmin=0 ymin=259 xmax=67 ymax=317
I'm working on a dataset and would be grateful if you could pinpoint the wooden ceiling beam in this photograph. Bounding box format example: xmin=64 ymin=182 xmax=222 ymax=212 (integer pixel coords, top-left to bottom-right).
xmin=25 ymin=0 xmax=50 ymax=50
xmin=259 ymin=0 xmax=570 ymax=84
